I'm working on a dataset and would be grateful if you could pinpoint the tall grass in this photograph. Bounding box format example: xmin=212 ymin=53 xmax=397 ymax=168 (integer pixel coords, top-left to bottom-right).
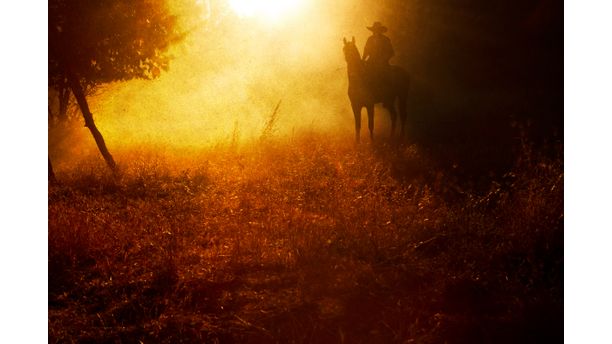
xmin=49 ymin=131 xmax=562 ymax=343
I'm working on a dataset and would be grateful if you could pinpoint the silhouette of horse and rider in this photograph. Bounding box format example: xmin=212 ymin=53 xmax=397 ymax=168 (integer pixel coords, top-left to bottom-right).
xmin=343 ymin=22 xmax=410 ymax=142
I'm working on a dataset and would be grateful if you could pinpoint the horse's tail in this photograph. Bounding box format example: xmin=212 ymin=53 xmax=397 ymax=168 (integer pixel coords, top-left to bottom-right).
xmin=401 ymin=67 xmax=411 ymax=95
xmin=398 ymin=72 xmax=408 ymax=112
xmin=393 ymin=66 xmax=410 ymax=135
xmin=391 ymin=65 xmax=410 ymax=95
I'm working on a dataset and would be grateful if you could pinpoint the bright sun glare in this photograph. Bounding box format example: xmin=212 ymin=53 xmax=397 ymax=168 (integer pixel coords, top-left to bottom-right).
xmin=228 ymin=0 xmax=305 ymax=22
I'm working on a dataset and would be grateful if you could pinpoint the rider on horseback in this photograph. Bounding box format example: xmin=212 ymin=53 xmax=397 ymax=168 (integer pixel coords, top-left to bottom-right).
xmin=363 ymin=22 xmax=394 ymax=98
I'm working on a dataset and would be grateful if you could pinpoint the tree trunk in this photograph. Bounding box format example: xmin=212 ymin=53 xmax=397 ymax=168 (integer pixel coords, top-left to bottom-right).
xmin=49 ymin=158 xmax=57 ymax=184
xmin=66 ymin=71 xmax=117 ymax=171
xmin=58 ymin=85 xmax=70 ymax=120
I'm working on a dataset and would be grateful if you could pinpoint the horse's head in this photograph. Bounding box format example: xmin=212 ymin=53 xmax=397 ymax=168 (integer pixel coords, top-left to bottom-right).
xmin=342 ymin=36 xmax=361 ymax=66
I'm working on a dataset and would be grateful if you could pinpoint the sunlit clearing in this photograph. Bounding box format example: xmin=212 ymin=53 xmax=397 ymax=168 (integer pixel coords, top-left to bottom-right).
xmin=229 ymin=0 xmax=305 ymax=22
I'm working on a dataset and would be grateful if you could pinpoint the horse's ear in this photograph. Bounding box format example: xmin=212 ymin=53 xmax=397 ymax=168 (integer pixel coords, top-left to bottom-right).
xmin=351 ymin=36 xmax=355 ymax=44
xmin=343 ymin=37 xmax=347 ymax=44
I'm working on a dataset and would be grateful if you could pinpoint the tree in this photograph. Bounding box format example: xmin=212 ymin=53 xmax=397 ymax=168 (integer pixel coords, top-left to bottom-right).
xmin=49 ymin=0 xmax=190 ymax=171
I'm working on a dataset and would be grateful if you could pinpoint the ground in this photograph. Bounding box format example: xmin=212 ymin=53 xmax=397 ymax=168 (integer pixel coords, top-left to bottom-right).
xmin=49 ymin=132 xmax=563 ymax=343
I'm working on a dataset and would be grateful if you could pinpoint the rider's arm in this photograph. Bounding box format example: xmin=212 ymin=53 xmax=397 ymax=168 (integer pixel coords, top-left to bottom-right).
xmin=386 ymin=36 xmax=395 ymax=58
xmin=363 ymin=39 xmax=372 ymax=61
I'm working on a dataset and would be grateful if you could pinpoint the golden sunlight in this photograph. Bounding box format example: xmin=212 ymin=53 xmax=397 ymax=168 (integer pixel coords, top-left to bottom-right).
xmin=228 ymin=0 xmax=305 ymax=22
xmin=49 ymin=1 xmax=564 ymax=343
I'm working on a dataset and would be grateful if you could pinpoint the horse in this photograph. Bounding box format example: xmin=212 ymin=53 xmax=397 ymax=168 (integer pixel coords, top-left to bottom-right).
xmin=342 ymin=37 xmax=410 ymax=142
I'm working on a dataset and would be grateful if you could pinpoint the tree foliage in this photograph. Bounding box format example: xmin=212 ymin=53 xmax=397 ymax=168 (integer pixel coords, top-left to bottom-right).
xmin=48 ymin=0 xmax=197 ymax=171
xmin=49 ymin=0 xmax=185 ymax=88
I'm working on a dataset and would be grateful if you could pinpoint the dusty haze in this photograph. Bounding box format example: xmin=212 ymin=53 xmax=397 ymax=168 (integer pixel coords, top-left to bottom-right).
xmin=51 ymin=1 xmax=413 ymax=155
xmin=50 ymin=0 xmax=561 ymax=163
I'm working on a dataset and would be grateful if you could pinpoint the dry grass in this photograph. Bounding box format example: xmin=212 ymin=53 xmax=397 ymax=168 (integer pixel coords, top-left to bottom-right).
xmin=49 ymin=131 xmax=563 ymax=343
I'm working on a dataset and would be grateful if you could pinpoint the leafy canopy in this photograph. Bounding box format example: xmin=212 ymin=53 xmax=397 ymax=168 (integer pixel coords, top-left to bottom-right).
xmin=49 ymin=0 xmax=188 ymax=88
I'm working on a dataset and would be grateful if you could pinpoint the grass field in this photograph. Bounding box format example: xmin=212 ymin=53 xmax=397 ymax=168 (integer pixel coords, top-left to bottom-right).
xmin=49 ymin=129 xmax=563 ymax=343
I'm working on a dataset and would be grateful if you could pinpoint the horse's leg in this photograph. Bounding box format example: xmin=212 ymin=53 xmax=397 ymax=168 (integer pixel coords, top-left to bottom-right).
xmin=398 ymin=95 xmax=407 ymax=139
xmin=386 ymin=100 xmax=397 ymax=138
xmin=352 ymin=103 xmax=362 ymax=143
xmin=366 ymin=105 xmax=375 ymax=141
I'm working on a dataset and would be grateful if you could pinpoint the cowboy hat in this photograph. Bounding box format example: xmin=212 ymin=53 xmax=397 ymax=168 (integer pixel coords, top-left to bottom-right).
xmin=367 ymin=22 xmax=387 ymax=33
